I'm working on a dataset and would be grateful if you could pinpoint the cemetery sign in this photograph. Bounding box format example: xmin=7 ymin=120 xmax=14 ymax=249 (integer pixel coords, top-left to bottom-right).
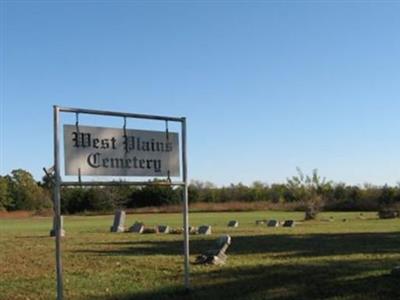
xmin=53 ymin=106 xmax=189 ymax=300
xmin=64 ymin=125 xmax=180 ymax=177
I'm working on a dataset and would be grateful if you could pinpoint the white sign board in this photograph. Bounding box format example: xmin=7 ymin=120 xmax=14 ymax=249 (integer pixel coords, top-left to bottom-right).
xmin=63 ymin=124 xmax=180 ymax=177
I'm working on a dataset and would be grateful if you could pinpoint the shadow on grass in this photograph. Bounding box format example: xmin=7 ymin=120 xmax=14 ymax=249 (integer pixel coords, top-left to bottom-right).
xmin=89 ymin=260 xmax=400 ymax=300
xmin=77 ymin=232 xmax=400 ymax=299
xmin=75 ymin=232 xmax=400 ymax=258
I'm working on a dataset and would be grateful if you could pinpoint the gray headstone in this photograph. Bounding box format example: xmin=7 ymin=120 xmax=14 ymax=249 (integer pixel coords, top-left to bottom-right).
xmin=283 ymin=220 xmax=295 ymax=227
xmin=267 ymin=220 xmax=279 ymax=227
xmin=158 ymin=225 xmax=170 ymax=234
xmin=130 ymin=222 xmax=144 ymax=233
xmin=228 ymin=220 xmax=239 ymax=228
xmin=110 ymin=210 xmax=126 ymax=232
xmin=50 ymin=215 xmax=65 ymax=237
xmin=195 ymin=235 xmax=232 ymax=265
xmin=198 ymin=225 xmax=212 ymax=235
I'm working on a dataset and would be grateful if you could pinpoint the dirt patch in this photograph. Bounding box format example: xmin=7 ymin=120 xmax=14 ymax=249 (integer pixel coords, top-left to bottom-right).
xmin=0 ymin=211 xmax=34 ymax=218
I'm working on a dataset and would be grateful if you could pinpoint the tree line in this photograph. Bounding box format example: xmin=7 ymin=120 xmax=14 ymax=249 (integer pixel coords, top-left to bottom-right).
xmin=0 ymin=168 xmax=399 ymax=215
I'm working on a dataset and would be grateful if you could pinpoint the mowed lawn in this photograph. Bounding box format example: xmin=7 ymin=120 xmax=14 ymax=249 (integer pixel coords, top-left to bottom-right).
xmin=0 ymin=211 xmax=399 ymax=300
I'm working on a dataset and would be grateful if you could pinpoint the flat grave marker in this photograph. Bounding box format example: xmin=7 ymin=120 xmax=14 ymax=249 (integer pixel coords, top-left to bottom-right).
xmin=256 ymin=219 xmax=267 ymax=225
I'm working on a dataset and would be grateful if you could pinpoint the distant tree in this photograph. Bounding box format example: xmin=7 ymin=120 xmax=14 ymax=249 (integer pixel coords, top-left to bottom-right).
xmin=269 ymin=184 xmax=286 ymax=203
xmin=128 ymin=181 xmax=180 ymax=207
xmin=377 ymin=185 xmax=399 ymax=219
xmin=85 ymin=188 xmax=114 ymax=212
xmin=251 ymin=181 xmax=268 ymax=201
xmin=287 ymin=168 xmax=332 ymax=220
xmin=61 ymin=187 xmax=88 ymax=214
xmin=8 ymin=169 xmax=52 ymax=211
xmin=0 ymin=175 xmax=13 ymax=211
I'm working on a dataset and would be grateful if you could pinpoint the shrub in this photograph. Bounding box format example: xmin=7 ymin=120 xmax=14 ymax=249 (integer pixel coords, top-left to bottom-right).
xmin=378 ymin=205 xmax=400 ymax=219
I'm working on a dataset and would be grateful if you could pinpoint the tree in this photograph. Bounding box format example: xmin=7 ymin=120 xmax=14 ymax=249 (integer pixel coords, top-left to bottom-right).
xmin=128 ymin=180 xmax=181 ymax=207
xmin=286 ymin=168 xmax=332 ymax=220
xmin=8 ymin=169 xmax=52 ymax=211
xmin=0 ymin=176 xmax=13 ymax=211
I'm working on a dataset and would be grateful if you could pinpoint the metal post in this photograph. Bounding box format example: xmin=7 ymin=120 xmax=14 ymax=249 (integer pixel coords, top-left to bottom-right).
xmin=181 ymin=117 xmax=190 ymax=290
xmin=53 ymin=106 xmax=63 ymax=300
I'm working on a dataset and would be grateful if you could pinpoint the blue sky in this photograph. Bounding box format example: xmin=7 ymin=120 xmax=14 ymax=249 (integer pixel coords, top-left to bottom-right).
xmin=1 ymin=1 xmax=399 ymax=186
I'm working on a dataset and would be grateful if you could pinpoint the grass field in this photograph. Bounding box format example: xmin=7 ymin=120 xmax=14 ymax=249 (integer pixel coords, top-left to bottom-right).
xmin=0 ymin=211 xmax=399 ymax=300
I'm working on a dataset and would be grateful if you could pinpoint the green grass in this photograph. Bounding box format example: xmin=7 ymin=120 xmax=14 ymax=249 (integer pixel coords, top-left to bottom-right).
xmin=0 ymin=211 xmax=399 ymax=300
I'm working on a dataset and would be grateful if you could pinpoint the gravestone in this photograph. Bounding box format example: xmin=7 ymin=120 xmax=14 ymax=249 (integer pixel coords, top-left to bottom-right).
xmin=110 ymin=210 xmax=126 ymax=232
xmin=129 ymin=222 xmax=144 ymax=233
xmin=256 ymin=219 xmax=267 ymax=225
xmin=282 ymin=220 xmax=295 ymax=227
xmin=195 ymin=235 xmax=232 ymax=265
xmin=267 ymin=220 xmax=279 ymax=227
xmin=228 ymin=220 xmax=239 ymax=228
xmin=50 ymin=215 xmax=65 ymax=237
xmin=158 ymin=225 xmax=170 ymax=234
xmin=198 ymin=225 xmax=212 ymax=235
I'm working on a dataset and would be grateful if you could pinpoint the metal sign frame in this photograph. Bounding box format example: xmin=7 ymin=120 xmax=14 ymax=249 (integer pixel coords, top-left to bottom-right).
xmin=53 ymin=105 xmax=190 ymax=300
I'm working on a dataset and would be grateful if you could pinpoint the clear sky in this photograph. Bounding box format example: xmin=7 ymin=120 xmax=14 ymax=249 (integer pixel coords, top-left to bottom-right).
xmin=1 ymin=1 xmax=399 ymax=186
